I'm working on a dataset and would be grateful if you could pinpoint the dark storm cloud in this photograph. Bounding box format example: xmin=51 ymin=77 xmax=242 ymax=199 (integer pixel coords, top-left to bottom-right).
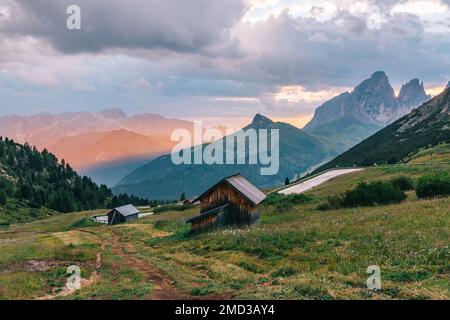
xmin=1 ymin=0 xmax=247 ymax=55
xmin=1 ymin=0 xmax=450 ymax=120
xmin=234 ymin=8 xmax=450 ymax=89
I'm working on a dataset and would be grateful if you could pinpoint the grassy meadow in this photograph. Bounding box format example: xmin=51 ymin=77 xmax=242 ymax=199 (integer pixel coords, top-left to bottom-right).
xmin=0 ymin=162 xmax=449 ymax=300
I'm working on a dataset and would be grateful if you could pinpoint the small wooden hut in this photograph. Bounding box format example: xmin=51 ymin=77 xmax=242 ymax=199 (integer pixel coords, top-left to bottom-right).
xmin=187 ymin=173 xmax=266 ymax=233
xmin=107 ymin=204 xmax=140 ymax=225
xmin=183 ymin=197 xmax=200 ymax=206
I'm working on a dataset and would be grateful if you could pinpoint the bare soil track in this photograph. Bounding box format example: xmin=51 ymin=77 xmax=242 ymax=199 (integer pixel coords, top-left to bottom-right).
xmin=111 ymin=232 xmax=191 ymax=300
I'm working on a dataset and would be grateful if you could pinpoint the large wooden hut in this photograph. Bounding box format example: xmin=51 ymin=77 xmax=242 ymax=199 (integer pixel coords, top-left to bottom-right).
xmin=187 ymin=173 xmax=266 ymax=233
xmin=107 ymin=204 xmax=140 ymax=225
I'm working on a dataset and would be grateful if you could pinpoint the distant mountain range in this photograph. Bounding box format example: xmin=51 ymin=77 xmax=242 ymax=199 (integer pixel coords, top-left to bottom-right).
xmin=0 ymin=109 xmax=194 ymax=186
xmin=114 ymin=72 xmax=446 ymax=200
xmin=49 ymin=129 xmax=175 ymax=168
xmin=114 ymin=114 xmax=336 ymax=200
xmin=0 ymin=72 xmax=444 ymax=192
xmin=315 ymin=86 xmax=450 ymax=171
xmin=304 ymin=72 xmax=431 ymax=152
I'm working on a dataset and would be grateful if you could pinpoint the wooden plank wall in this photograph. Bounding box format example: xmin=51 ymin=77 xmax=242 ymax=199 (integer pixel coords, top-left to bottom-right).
xmin=192 ymin=215 xmax=218 ymax=233
xmin=198 ymin=182 xmax=259 ymax=227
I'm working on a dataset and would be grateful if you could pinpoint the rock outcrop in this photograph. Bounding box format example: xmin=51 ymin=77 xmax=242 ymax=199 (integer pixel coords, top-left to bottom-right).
xmin=305 ymin=72 xmax=430 ymax=130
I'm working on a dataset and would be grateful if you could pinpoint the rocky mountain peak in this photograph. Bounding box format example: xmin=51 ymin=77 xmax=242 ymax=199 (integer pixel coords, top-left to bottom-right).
xmin=353 ymin=72 xmax=396 ymax=113
xmin=354 ymin=71 xmax=393 ymax=96
xmin=305 ymin=72 xmax=432 ymax=132
xmin=398 ymin=79 xmax=430 ymax=108
xmin=371 ymin=71 xmax=389 ymax=81
xmin=251 ymin=114 xmax=274 ymax=127
xmin=446 ymin=81 xmax=450 ymax=89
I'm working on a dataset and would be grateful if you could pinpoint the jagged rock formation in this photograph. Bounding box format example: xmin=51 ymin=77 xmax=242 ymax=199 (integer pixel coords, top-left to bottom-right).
xmin=315 ymin=86 xmax=450 ymax=170
xmin=397 ymin=79 xmax=430 ymax=116
xmin=304 ymin=72 xmax=431 ymax=152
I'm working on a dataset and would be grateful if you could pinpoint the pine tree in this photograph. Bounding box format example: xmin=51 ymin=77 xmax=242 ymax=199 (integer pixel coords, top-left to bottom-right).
xmin=0 ymin=137 xmax=150 ymax=213
xmin=0 ymin=190 xmax=6 ymax=205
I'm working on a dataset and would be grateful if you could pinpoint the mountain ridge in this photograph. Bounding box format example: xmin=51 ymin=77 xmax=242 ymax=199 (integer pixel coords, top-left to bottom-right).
xmin=303 ymin=72 xmax=431 ymax=153
xmin=114 ymin=114 xmax=336 ymax=200
xmin=314 ymin=87 xmax=450 ymax=171
xmin=305 ymin=72 xmax=430 ymax=130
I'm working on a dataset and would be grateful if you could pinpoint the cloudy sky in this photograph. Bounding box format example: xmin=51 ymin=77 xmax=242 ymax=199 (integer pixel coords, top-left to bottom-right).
xmin=0 ymin=0 xmax=450 ymax=128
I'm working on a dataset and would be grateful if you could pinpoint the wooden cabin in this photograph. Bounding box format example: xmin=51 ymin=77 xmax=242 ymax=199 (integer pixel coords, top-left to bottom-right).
xmin=107 ymin=204 xmax=140 ymax=225
xmin=183 ymin=197 xmax=200 ymax=206
xmin=187 ymin=173 xmax=266 ymax=233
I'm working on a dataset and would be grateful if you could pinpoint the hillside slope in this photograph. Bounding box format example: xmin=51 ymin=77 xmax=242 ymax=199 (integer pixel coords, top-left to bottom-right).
xmin=0 ymin=137 xmax=148 ymax=224
xmin=115 ymin=115 xmax=336 ymax=200
xmin=1 ymin=162 xmax=449 ymax=299
xmin=315 ymin=88 xmax=450 ymax=171
xmin=307 ymin=114 xmax=381 ymax=153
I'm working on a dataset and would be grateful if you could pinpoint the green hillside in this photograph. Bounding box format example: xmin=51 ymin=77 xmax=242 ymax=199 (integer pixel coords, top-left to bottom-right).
xmin=0 ymin=137 xmax=148 ymax=224
xmin=409 ymin=143 xmax=450 ymax=164
xmin=1 ymin=163 xmax=448 ymax=300
xmin=315 ymin=88 xmax=450 ymax=171
xmin=307 ymin=114 xmax=382 ymax=153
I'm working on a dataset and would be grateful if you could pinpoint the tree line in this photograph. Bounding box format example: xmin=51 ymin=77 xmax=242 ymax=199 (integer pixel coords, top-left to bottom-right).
xmin=0 ymin=137 xmax=150 ymax=213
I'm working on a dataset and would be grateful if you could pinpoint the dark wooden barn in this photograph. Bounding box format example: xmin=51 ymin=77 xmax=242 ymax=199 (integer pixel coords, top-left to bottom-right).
xmin=107 ymin=204 xmax=140 ymax=225
xmin=183 ymin=197 xmax=200 ymax=206
xmin=187 ymin=174 xmax=266 ymax=233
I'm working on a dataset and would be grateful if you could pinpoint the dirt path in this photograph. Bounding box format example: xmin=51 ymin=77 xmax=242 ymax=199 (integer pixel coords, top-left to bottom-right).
xmin=110 ymin=232 xmax=192 ymax=300
xmin=41 ymin=226 xmax=230 ymax=300
xmin=280 ymin=168 xmax=365 ymax=195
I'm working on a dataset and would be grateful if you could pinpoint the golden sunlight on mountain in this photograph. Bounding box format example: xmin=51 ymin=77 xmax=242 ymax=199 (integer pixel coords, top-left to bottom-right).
xmin=271 ymin=115 xmax=314 ymax=128
xmin=426 ymin=85 xmax=447 ymax=97
xmin=189 ymin=114 xmax=314 ymax=133
xmin=49 ymin=129 xmax=176 ymax=170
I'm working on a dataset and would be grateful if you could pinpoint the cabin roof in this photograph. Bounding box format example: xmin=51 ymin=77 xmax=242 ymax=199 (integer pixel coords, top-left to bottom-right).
xmin=183 ymin=196 xmax=199 ymax=204
xmin=186 ymin=203 xmax=229 ymax=224
xmin=195 ymin=173 xmax=266 ymax=206
xmin=108 ymin=204 xmax=140 ymax=217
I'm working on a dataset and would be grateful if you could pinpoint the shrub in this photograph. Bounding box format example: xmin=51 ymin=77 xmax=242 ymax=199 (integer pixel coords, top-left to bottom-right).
xmin=264 ymin=193 xmax=311 ymax=212
xmin=271 ymin=266 xmax=298 ymax=278
xmin=342 ymin=181 xmax=406 ymax=207
xmin=239 ymin=261 xmax=263 ymax=274
xmin=191 ymin=285 xmax=215 ymax=296
xmin=390 ymin=176 xmax=415 ymax=191
xmin=415 ymin=172 xmax=450 ymax=199
xmin=320 ymin=181 xmax=407 ymax=210
xmin=385 ymin=270 xmax=430 ymax=282
xmin=69 ymin=217 xmax=97 ymax=229
xmin=293 ymin=285 xmax=333 ymax=300
xmin=317 ymin=195 xmax=343 ymax=211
